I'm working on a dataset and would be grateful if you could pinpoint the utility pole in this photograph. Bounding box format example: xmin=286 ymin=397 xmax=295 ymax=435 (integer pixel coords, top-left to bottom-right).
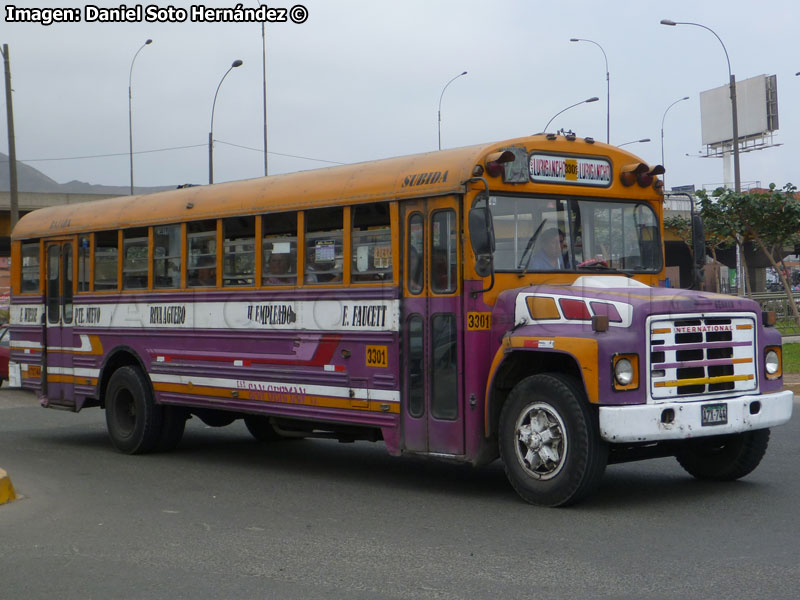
xmin=2 ymin=44 xmax=19 ymax=230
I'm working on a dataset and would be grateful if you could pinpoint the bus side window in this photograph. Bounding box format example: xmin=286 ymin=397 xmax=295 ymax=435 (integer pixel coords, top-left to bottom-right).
xmin=431 ymin=313 xmax=458 ymax=420
xmin=223 ymin=216 xmax=255 ymax=287
xmin=21 ymin=241 xmax=41 ymax=293
xmin=407 ymin=314 xmax=425 ymax=417
xmin=352 ymin=203 xmax=392 ymax=283
xmin=305 ymin=207 xmax=343 ymax=284
xmin=407 ymin=213 xmax=424 ymax=294
xmin=153 ymin=225 xmax=181 ymax=289
xmin=123 ymin=228 xmax=148 ymax=290
xmin=262 ymin=212 xmax=297 ymax=286
xmin=94 ymin=231 xmax=119 ymax=291
xmin=188 ymin=220 xmax=218 ymax=287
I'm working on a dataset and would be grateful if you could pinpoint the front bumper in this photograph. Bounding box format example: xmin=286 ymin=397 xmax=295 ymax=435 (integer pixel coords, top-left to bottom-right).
xmin=599 ymin=390 xmax=794 ymax=443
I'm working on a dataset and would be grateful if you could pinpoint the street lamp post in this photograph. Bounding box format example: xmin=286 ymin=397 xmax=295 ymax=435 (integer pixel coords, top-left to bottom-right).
xmin=1 ymin=44 xmax=19 ymax=229
xmin=438 ymin=71 xmax=467 ymax=150
xmin=660 ymin=20 xmax=740 ymax=193
xmin=128 ymin=38 xmax=152 ymax=195
xmin=570 ymin=38 xmax=609 ymax=144
xmin=543 ymin=97 xmax=599 ymax=133
xmin=661 ymin=19 xmax=742 ymax=293
xmin=209 ymin=59 xmax=243 ymax=185
xmin=660 ymin=96 xmax=690 ymax=190
xmin=618 ymin=138 xmax=651 ymax=147
xmin=260 ymin=22 xmax=268 ymax=176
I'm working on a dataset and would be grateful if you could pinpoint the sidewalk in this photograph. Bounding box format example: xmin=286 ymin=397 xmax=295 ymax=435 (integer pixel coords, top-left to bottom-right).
xmin=783 ymin=373 xmax=800 ymax=396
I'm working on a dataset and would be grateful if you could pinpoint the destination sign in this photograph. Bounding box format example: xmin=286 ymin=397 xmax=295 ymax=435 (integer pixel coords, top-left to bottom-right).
xmin=529 ymin=154 xmax=612 ymax=187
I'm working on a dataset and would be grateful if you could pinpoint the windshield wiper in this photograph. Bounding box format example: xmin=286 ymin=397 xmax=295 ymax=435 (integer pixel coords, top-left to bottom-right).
xmin=518 ymin=219 xmax=547 ymax=275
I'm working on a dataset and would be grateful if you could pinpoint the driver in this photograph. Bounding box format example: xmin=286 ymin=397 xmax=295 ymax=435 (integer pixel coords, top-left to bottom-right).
xmin=529 ymin=228 xmax=565 ymax=271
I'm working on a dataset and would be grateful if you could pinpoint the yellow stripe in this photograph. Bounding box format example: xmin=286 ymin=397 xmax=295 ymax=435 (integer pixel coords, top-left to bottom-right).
xmin=654 ymin=374 xmax=754 ymax=388
xmin=46 ymin=375 xmax=99 ymax=386
xmin=652 ymin=328 xmax=672 ymax=334
xmin=152 ymin=382 xmax=400 ymax=414
xmin=736 ymin=324 xmax=753 ymax=330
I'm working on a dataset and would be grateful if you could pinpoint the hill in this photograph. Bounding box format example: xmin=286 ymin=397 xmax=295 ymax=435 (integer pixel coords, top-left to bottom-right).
xmin=0 ymin=153 xmax=177 ymax=195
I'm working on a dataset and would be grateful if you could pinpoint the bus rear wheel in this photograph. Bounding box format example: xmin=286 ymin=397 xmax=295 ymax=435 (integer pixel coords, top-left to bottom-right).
xmin=105 ymin=366 xmax=163 ymax=454
xmin=499 ymin=373 xmax=607 ymax=507
xmin=244 ymin=415 xmax=283 ymax=442
xmin=675 ymin=429 xmax=770 ymax=481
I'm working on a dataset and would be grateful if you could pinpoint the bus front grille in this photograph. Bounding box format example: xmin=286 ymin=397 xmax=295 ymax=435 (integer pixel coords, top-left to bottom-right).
xmin=649 ymin=315 xmax=757 ymax=400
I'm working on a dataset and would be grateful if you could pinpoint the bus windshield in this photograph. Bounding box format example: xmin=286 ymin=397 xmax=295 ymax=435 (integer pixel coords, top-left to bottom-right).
xmin=489 ymin=194 xmax=662 ymax=273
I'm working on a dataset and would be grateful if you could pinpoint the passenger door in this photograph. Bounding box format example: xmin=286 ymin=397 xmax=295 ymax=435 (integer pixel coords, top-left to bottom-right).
xmin=401 ymin=197 xmax=465 ymax=455
xmin=44 ymin=240 xmax=75 ymax=405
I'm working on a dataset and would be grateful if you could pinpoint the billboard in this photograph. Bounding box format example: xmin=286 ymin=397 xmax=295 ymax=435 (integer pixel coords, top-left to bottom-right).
xmin=700 ymin=74 xmax=778 ymax=147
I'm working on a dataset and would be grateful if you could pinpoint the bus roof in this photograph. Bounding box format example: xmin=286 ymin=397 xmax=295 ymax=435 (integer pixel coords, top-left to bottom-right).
xmin=12 ymin=135 xmax=657 ymax=240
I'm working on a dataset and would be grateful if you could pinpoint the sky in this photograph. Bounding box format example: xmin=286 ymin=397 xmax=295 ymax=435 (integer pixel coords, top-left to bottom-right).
xmin=1 ymin=0 xmax=798 ymax=192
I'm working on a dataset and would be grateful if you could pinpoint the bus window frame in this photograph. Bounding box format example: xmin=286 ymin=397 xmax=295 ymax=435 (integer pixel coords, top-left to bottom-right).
xmin=18 ymin=239 xmax=43 ymax=295
xmin=351 ymin=202 xmax=395 ymax=285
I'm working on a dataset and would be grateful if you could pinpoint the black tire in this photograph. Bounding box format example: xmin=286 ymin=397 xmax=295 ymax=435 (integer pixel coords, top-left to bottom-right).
xmin=194 ymin=408 xmax=237 ymax=428
xmin=105 ymin=366 xmax=163 ymax=454
xmin=498 ymin=373 xmax=608 ymax=507
xmin=675 ymin=429 xmax=770 ymax=481
xmin=157 ymin=406 xmax=188 ymax=452
xmin=244 ymin=415 xmax=282 ymax=442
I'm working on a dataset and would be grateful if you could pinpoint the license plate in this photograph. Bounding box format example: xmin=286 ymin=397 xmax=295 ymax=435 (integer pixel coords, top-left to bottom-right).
xmin=701 ymin=403 xmax=728 ymax=426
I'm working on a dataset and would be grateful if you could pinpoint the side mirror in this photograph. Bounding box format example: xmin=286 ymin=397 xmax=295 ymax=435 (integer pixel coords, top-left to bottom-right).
xmin=692 ymin=214 xmax=705 ymax=288
xmin=468 ymin=205 xmax=495 ymax=277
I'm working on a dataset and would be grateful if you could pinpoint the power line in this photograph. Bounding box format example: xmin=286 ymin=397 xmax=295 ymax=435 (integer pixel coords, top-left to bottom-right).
xmin=215 ymin=140 xmax=345 ymax=165
xmin=1 ymin=141 xmax=346 ymax=166
xmin=2 ymin=143 xmax=206 ymax=163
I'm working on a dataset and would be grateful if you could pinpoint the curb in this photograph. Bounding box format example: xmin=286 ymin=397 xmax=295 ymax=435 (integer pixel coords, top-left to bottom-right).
xmin=0 ymin=468 xmax=16 ymax=505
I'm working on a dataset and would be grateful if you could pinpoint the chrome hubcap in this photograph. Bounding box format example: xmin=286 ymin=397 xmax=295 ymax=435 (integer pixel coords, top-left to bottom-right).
xmin=514 ymin=402 xmax=567 ymax=480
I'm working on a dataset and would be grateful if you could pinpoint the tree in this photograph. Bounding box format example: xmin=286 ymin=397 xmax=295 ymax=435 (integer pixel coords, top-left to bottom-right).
xmin=700 ymin=184 xmax=800 ymax=325
xmin=696 ymin=191 xmax=736 ymax=293
xmin=664 ymin=214 xmax=697 ymax=289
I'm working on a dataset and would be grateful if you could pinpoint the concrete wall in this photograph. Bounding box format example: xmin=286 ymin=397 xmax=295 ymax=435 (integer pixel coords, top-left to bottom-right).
xmin=0 ymin=190 xmax=123 ymax=237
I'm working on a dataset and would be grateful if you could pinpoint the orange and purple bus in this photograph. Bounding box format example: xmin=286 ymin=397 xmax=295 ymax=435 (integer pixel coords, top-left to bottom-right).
xmin=9 ymin=134 xmax=793 ymax=506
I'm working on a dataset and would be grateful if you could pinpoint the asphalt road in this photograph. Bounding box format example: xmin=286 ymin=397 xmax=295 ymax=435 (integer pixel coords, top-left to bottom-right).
xmin=1 ymin=384 xmax=799 ymax=600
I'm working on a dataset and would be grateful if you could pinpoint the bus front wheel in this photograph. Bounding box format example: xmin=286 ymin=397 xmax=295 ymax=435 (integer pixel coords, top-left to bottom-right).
xmin=105 ymin=366 xmax=163 ymax=454
xmin=499 ymin=374 xmax=607 ymax=507
xmin=675 ymin=429 xmax=770 ymax=481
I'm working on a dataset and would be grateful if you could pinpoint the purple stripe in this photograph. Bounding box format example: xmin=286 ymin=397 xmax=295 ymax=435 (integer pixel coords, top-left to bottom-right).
xmin=654 ymin=341 xmax=751 ymax=352
xmin=653 ymin=358 xmax=751 ymax=369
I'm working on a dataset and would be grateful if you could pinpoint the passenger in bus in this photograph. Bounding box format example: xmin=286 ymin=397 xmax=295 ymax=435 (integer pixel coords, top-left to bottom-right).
xmin=305 ymin=256 xmax=341 ymax=283
xmin=190 ymin=256 xmax=216 ymax=287
xmin=529 ymin=228 xmax=565 ymax=271
xmin=264 ymin=252 xmax=293 ymax=285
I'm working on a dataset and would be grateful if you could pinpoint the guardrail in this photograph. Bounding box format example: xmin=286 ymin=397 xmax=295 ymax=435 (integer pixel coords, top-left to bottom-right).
xmin=749 ymin=292 xmax=800 ymax=337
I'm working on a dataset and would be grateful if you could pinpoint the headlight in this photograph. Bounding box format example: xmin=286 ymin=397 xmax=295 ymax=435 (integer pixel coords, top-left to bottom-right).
xmin=765 ymin=350 xmax=780 ymax=375
xmin=614 ymin=358 xmax=634 ymax=386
